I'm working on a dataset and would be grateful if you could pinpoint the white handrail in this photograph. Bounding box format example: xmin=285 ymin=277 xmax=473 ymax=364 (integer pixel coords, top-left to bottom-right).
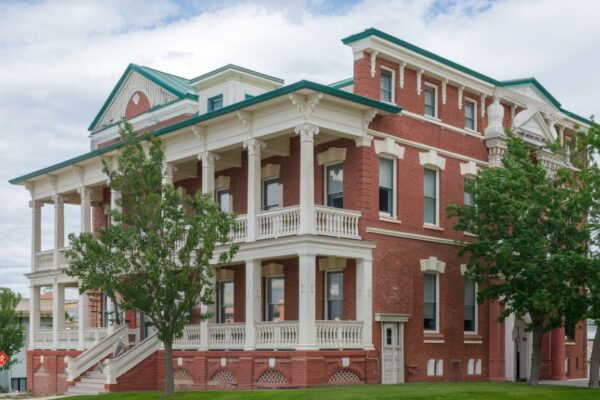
xmin=65 ymin=325 xmax=128 ymax=381
xmin=314 ymin=206 xmax=361 ymax=239
xmin=316 ymin=320 xmax=363 ymax=349
xmin=173 ymin=325 xmax=202 ymax=350
xmin=257 ymin=206 xmax=300 ymax=240
xmin=255 ymin=321 xmax=298 ymax=349
xmin=104 ymin=332 xmax=161 ymax=385
xmin=208 ymin=323 xmax=245 ymax=349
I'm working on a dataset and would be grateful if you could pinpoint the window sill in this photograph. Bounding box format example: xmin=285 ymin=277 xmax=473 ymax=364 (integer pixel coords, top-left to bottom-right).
xmin=464 ymin=128 xmax=480 ymax=135
xmin=566 ymin=341 xmax=576 ymax=346
xmin=423 ymin=224 xmax=444 ymax=231
xmin=423 ymin=115 xmax=442 ymax=123
xmin=379 ymin=215 xmax=402 ymax=224
xmin=424 ymin=332 xmax=444 ymax=343
xmin=464 ymin=333 xmax=482 ymax=344
xmin=463 ymin=231 xmax=477 ymax=237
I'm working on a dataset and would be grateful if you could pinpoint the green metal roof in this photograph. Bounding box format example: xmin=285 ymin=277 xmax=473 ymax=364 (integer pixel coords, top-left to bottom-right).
xmin=329 ymin=77 xmax=354 ymax=89
xmin=190 ymin=64 xmax=284 ymax=85
xmin=88 ymin=64 xmax=198 ymax=132
xmin=10 ymin=80 xmax=401 ymax=185
xmin=342 ymin=28 xmax=592 ymax=126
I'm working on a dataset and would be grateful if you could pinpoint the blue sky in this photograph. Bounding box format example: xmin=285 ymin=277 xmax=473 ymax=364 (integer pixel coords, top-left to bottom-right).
xmin=0 ymin=0 xmax=599 ymax=296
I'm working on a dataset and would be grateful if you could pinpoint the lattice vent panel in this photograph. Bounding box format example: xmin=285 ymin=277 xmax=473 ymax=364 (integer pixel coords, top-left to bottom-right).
xmin=257 ymin=369 xmax=288 ymax=384
xmin=174 ymin=368 xmax=194 ymax=385
xmin=210 ymin=369 xmax=237 ymax=386
xmin=328 ymin=368 xmax=361 ymax=383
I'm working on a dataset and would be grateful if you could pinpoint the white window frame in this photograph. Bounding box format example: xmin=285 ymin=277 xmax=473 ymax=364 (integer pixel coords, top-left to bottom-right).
xmin=463 ymin=278 xmax=478 ymax=335
xmin=464 ymin=98 xmax=477 ymax=131
xmin=265 ymin=274 xmax=285 ymax=322
xmin=423 ymin=273 xmax=440 ymax=334
xmin=323 ymin=161 xmax=344 ymax=208
xmin=380 ymin=66 xmax=396 ymax=104
xmin=217 ymin=279 xmax=234 ymax=324
xmin=423 ymin=167 xmax=440 ymax=228
xmin=324 ymin=270 xmax=344 ymax=320
xmin=262 ymin=177 xmax=281 ymax=211
xmin=424 ymin=83 xmax=438 ymax=119
xmin=378 ymin=156 xmax=397 ymax=218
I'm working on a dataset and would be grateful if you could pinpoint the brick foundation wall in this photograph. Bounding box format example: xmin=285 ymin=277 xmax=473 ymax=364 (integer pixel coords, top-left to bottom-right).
xmin=27 ymin=350 xmax=82 ymax=395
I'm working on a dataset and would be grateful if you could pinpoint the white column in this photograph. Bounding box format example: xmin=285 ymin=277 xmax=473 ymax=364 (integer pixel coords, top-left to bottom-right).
xmin=78 ymin=290 xmax=90 ymax=349
xmin=244 ymin=259 xmax=261 ymax=350
xmin=30 ymin=201 xmax=42 ymax=271
xmin=110 ymin=189 xmax=121 ymax=226
xmin=79 ymin=187 xmax=92 ymax=234
xmin=199 ymin=152 xmax=218 ymax=196
xmin=198 ymin=273 xmax=215 ymax=351
xmin=243 ymin=140 xmax=264 ymax=242
xmin=52 ymin=281 xmax=65 ymax=349
xmin=29 ymin=286 xmax=40 ymax=349
xmin=162 ymin=162 xmax=175 ymax=186
xmin=295 ymin=124 xmax=319 ymax=235
xmin=52 ymin=194 xmax=64 ymax=268
xmin=106 ymin=296 xmax=115 ymax=333
xmin=297 ymin=254 xmax=317 ymax=350
xmin=356 ymin=258 xmax=374 ymax=350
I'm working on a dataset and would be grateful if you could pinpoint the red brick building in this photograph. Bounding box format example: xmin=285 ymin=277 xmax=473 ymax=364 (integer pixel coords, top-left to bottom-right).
xmin=11 ymin=28 xmax=590 ymax=395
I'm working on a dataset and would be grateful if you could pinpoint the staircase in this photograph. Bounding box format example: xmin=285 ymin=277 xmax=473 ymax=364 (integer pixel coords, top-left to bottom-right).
xmin=67 ymin=365 xmax=107 ymax=395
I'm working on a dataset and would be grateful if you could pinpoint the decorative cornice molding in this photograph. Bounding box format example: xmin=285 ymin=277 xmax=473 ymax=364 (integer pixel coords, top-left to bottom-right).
xmin=419 ymin=149 xmax=446 ymax=170
xmin=460 ymin=160 xmax=479 ymax=177
xmin=374 ymin=137 xmax=405 ymax=159
xmin=420 ymin=256 xmax=446 ymax=274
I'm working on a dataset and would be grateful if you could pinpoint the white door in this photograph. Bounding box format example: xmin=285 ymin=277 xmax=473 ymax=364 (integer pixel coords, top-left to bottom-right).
xmin=382 ymin=322 xmax=404 ymax=384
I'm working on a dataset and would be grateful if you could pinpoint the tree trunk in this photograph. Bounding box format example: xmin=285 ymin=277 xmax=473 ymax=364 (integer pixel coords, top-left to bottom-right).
xmin=529 ymin=323 xmax=544 ymax=386
xmin=589 ymin=324 xmax=600 ymax=388
xmin=164 ymin=340 xmax=175 ymax=396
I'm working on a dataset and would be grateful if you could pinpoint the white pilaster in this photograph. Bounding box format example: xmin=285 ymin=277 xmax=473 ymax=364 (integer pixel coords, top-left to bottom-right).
xmin=295 ymin=124 xmax=319 ymax=235
xmin=297 ymin=254 xmax=317 ymax=350
xmin=29 ymin=286 xmax=40 ymax=349
xmin=244 ymin=259 xmax=261 ymax=350
xmin=199 ymin=152 xmax=219 ymax=196
xmin=52 ymin=194 xmax=64 ymax=268
xmin=356 ymin=258 xmax=374 ymax=350
xmin=30 ymin=201 xmax=42 ymax=271
xmin=243 ymin=140 xmax=264 ymax=242
xmin=52 ymin=281 xmax=65 ymax=349
xmin=78 ymin=290 xmax=90 ymax=349
xmin=78 ymin=187 xmax=92 ymax=234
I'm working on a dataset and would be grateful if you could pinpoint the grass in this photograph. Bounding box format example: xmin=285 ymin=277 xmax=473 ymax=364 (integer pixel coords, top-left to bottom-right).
xmin=67 ymin=382 xmax=600 ymax=399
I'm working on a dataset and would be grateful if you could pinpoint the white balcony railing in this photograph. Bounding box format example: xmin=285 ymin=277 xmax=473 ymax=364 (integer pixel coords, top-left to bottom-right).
xmin=257 ymin=206 xmax=300 ymax=240
xmin=173 ymin=325 xmax=202 ymax=349
xmin=255 ymin=321 xmax=299 ymax=349
xmin=35 ymin=250 xmax=54 ymax=271
xmin=315 ymin=206 xmax=361 ymax=239
xmin=232 ymin=215 xmax=247 ymax=243
xmin=84 ymin=327 xmax=110 ymax=347
xmin=316 ymin=320 xmax=363 ymax=349
xmin=32 ymin=330 xmax=54 ymax=349
xmin=33 ymin=327 xmax=111 ymax=350
xmin=208 ymin=323 xmax=246 ymax=349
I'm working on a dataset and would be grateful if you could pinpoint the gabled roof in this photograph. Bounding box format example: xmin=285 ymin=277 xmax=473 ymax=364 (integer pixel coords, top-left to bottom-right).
xmin=190 ymin=64 xmax=284 ymax=85
xmin=88 ymin=64 xmax=197 ymax=131
xmin=342 ymin=28 xmax=593 ymax=126
xmin=329 ymin=77 xmax=353 ymax=89
xmin=10 ymin=80 xmax=401 ymax=184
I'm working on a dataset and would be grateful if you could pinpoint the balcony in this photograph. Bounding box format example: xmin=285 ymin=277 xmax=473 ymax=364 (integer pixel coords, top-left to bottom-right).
xmin=32 ymin=328 xmax=109 ymax=350
xmin=173 ymin=320 xmax=364 ymax=351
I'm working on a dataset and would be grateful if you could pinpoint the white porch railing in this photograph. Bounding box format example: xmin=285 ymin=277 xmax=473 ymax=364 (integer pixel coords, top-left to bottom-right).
xmin=32 ymin=330 xmax=54 ymax=349
xmin=232 ymin=215 xmax=247 ymax=243
xmin=173 ymin=325 xmax=203 ymax=349
xmin=57 ymin=329 xmax=79 ymax=349
xmin=33 ymin=328 xmax=109 ymax=350
xmin=255 ymin=321 xmax=299 ymax=349
xmin=316 ymin=320 xmax=363 ymax=349
xmin=65 ymin=325 xmax=128 ymax=381
xmin=207 ymin=323 xmax=245 ymax=349
xmin=315 ymin=206 xmax=361 ymax=239
xmin=35 ymin=250 xmax=54 ymax=271
xmin=84 ymin=328 xmax=110 ymax=347
xmin=104 ymin=332 xmax=161 ymax=385
xmin=257 ymin=206 xmax=300 ymax=240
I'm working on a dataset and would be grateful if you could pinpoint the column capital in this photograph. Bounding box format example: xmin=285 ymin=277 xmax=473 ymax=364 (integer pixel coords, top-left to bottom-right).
xmin=77 ymin=186 xmax=93 ymax=198
xmin=243 ymin=139 xmax=266 ymax=156
xmin=29 ymin=200 xmax=43 ymax=209
xmin=162 ymin=162 xmax=177 ymax=185
xmin=51 ymin=194 xmax=64 ymax=206
xmin=295 ymin=123 xmax=319 ymax=142
xmin=198 ymin=151 xmax=220 ymax=165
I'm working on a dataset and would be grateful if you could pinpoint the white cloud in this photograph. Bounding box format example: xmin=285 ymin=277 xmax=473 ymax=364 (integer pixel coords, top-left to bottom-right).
xmin=0 ymin=0 xmax=598 ymax=296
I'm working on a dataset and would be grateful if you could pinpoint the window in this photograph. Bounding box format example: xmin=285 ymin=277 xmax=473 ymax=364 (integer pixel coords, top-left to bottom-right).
xmin=464 ymin=100 xmax=476 ymax=130
xmin=325 ymin=163 xmax=344 ymax=208
xmin=218 ymin=280 xmax=234 ymax=323
xmin=11 ymin=378 xmax=26 ymax=392
xmin=463 ymin=178 xmax=474 ymax=207
xmin=266 ymin=276 xmax=285 ymax=322
xmin=464 ymin=277 xmax=477 ymax=332
xmin=216 ymin=188 xmax=230 ymax=212
xmin=379 ymin=158 xmax=395 ymax=215
xmin=262 ymin=178 xmax=280 ymax=210
xmin=326 ymin=271 xmax=344 ymax=320
xmin=424 ymin=85 xmax=437 ymax=117
xmin=380 ymin=69 xmax=393 ymax=102
xmin=207 ymin=94 xmax=223 ymax=112
xmin=424 ymin=168 xmax=438 ymax=225
xmin=565 ymin=317 xmax=577 ymax=341
xmin=424 ymin=274 xmax=438 ymax=331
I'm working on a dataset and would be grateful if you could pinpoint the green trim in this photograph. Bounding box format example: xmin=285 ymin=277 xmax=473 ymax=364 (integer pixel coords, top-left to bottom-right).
xmin=342 ymin=28 xmax=592 ymax=126
xmin=190 ymin=64 xmax=284 ymax=85
xmin=88 ymin=64 xmax=198 ymax=132
xmin=498 ymin=77 xmax=561 ymax=108
xmin=342 ymin=28 xmax=500 ymax=86
xmin=207 ymin=94 xmax=224 ymax=112
xmin=245 ymin=93 xmax=254 ymax=100
xmin=329 ymin=77 xmax=354 ymax=89
xmin=10 ymin=80 xmax=401 ymax=184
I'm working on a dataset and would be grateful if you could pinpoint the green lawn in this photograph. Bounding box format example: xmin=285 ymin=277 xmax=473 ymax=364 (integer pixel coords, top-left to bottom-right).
xmin=68 ymin=382 xmax=600 ymax=399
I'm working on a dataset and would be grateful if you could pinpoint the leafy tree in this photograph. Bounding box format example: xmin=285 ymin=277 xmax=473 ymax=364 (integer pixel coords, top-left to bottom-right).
xmin=66 ymin=123 xmax=238 ymax=396
xmin=448 ymin=134 xmax=592 ymax=386
xmin=0 ymin=288 xmax=26 ymax=371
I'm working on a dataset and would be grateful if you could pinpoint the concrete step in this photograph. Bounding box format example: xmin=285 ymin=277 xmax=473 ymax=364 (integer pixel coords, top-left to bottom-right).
xmin=74 ymin=381 xmax=105 ymax=389
xmin=67 ymin=386 xmax=105 ymax=395
xmin=80 ymin=377 xmax=105 ymax=385
xmin=85 ymin=372 xmax=104 ymax=379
